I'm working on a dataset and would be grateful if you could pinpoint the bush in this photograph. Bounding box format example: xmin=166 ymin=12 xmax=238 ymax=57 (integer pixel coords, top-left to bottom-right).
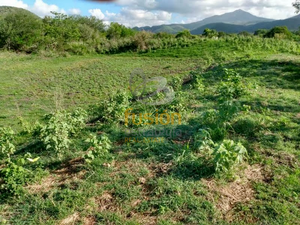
xmin=0 ymin=127 xmax=15 ymax=161
xmin=39 ymin=108 xmax=87 ymax=157
xmin=0 ymin=11 xmax=43 ymax=52
xmin=176 ymin=30 xmax=192 ymax=39
xmin=213 ymin=140 xmax=248 ymax=176
xmin=264 ymin=26 xmax=292 ymax=39
xmin=84 ymin=134 xmax=112 ymax=163
xmin=203 ymin=28 xmax=218 ymax=38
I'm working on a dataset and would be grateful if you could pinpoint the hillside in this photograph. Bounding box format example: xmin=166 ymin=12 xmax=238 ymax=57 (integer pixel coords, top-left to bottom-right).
xmin=134 ymin=10 xmax=274 ymax=33
xmin=190 ymin=15 xmax=300 ymax=34
xmin=0 ymin=6 xmax=39 ymax=19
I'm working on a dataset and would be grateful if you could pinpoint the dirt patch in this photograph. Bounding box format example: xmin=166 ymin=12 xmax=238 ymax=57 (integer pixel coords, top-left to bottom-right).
xmin=202 ymin=164 xmax=266 ymax=221
xmin=82 ymin=216 xmax=97 ymax=225
xmin=60 ymin=212 xmax=80 ymax=225
xmin=26 ymin=157 xmax=86 ymax=194
xmin=96 ymin=192 xmax=117 ymax=212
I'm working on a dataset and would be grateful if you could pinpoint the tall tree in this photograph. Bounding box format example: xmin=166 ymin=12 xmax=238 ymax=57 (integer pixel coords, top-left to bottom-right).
xmin=293 ymin=0 xmax=300 ymax=13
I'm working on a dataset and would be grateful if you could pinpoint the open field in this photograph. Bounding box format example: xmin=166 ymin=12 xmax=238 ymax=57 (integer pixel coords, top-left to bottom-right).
xmin=0 ymin=38 xmax=300 ymax=224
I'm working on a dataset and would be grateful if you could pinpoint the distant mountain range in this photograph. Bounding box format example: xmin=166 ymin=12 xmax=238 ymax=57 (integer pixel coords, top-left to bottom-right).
xmin=134 ymin=10 xmax=300 ymax=34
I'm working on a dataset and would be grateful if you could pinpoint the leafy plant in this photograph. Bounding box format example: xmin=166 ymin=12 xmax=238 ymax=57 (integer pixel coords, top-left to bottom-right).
xmin=39 ymin=108 xmax=87 ymax=158
xmin=0 ymin=153 xmax=39 ymax=197
xmin=213 ymin=140 xmax=248 ymax=176
xmin=92 ymin=91 xmax=130 ymax=124
xmin=84 ymin=134 xmax=112 ymax=163
xmin=216 ymin=68 xmax=247 ymax=102
xmin=0 ymin=127 xmax=15 ymax=161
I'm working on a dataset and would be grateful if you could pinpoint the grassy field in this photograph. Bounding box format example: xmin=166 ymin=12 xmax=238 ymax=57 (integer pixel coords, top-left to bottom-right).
xmin=0 ymin=38 xmax=300 ymax=224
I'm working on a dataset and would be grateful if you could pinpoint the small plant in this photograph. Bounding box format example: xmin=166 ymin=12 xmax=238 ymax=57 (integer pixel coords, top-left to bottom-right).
xmin=39 ymin=108 xmax=87 ymax=157
xmin=0 ymin=153 xmax=39 ymax=197
xmin=93 ymin=91 xmax=130 ymax=124
xmin=190 ymin=70 xmax=205 ymax=91
xmin=84 ymin=134 xmax=112 ymax=163
xmin=170 ymin=76 xmax=182 ymax=91
xmin=213 ymin=140 xmax=248 ymax=176
xmin=0 ymin=127 xmax=16 ymax=161
xmin=39 ymin=111 xmax=72 ymax=158
xmin=67 ymin=108 xmax=88 ymax=136
xmin=216 ymin=68 xmax=247 ymax=102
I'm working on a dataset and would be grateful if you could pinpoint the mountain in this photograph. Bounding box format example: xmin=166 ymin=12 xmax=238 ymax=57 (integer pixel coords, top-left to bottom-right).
xmin=134 ymin=10 xmax=274 ymax=33
xmin=0 ymin=6 xmax=39 ymax=19
xmin=190 ymin=15 xmax=300 ymax=34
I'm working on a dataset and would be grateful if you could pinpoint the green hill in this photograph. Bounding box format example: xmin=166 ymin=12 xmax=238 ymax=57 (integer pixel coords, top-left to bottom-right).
xmin=134 ymin=10 xmax=274 ymax=33
xmin=0 ymin=6 xmax=39 ymax=19
xmin=190 ymin=15 xmax=300 ymax=34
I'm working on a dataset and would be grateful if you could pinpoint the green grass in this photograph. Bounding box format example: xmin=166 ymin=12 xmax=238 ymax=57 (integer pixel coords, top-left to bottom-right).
xmin=0 ymin=38 xmax=300 ymax=224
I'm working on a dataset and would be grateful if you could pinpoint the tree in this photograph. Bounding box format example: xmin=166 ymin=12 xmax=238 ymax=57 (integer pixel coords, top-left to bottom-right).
xmin=203 ymin=28 xmax=218 ymax=38
xmin=264 ymin=26 xmax=292 ymax=39
xmin=175 ymin=29 xmax=192 ymax=38
xmin=293 ymin=0 xmax=300 ymax=13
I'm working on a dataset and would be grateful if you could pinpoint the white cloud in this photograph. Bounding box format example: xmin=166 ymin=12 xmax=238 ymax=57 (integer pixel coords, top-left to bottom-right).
xmin=30 ymin=0 xmax=66 ymax=17
xmin=89 ymin=9 xmax=105 ymax=20
xmin=0 ymin=0 xmax=28 ymax=9
xmin=115 ymin=0 xmax=296 ymax=22
xmin=103 ymin=8 xmax=172 ymax=27
xmin=69 ymin=8 xmax=81 ymax=15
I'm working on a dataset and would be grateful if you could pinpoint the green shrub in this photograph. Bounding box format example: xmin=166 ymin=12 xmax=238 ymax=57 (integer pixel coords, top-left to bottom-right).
xmin=176 ymin=30 xmax=192 ymax=39
xmin=0 ymin=127 xmax=15 ymax=161
xmin=84 ymin=134 xmax=112 ymax=163
xmin=213 ymin=140 xmax=248 ymax=176
xmin=216 ymin=68 xmax=247 ymax=101
xmin=39 ymin=108 xmax=87 ymax=157
xmin=264 ymin=26 xmax=292 ymax=39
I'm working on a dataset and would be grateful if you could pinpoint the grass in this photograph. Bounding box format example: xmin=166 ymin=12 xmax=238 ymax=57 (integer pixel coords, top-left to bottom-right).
xmin=0 ymin=37 xmax=300 ymax=224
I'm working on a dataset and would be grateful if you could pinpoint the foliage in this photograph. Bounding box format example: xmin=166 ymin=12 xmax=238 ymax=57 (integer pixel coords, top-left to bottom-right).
xmin=216 ymin=68 xmax=247 ymax=101
xmin=92 ymin=91 xmax=130 ymax=124
xmin=0 ymin=153 xmax=39 ymax=197
xmin=293 ymin=0 xmax=300 ymax=13
xmin=254 ymin=29 xmax=268 ymax=37
xmin=39 ymin=109 xmax=87 ymax=157
xmin=264 ymin=26 xmax=292 ymax=39
xmin=203 ymin=28 xmax=218 ymax=38
xmin=84 ymin=134 xmax=112 ymax=163
xmin=0 ymin=10 xmax=42 ymax=52
xmin=106 ymin=22 xmax=135 ymax=39
xmin=176 ymin=30 xmax=192 ymax=38
xmin=213 ymin=140 xmax=248 ymax=175
xmin=0 ymin=127 xmax=15 ymax=161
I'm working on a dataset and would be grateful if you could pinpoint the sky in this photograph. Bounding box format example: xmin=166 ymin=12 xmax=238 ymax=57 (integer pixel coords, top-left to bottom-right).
xmin=0 ymin=0 xmax=297 ymax=27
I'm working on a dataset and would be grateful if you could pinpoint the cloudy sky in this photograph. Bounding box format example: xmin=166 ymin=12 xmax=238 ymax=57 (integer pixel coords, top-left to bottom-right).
xmin=0 ymin=0 xmax=297 ymax=27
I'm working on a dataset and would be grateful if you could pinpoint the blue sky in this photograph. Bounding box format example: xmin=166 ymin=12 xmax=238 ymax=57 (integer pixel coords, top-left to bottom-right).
xmin=0 ymin=0 xmax=297 ymax=27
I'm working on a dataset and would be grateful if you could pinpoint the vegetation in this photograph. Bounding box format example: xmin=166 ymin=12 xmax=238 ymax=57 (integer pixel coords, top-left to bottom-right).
xmin=0 ymin=5 xmax=300 ymax=225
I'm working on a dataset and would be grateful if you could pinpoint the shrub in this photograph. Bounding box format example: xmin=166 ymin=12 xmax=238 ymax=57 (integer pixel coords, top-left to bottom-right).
xmin=216 ymin=68 xmax=247 ymax=101
xmin=254 ymin=29 xmax=268 ymax=37
xmin=39 ymin=108 xmax=87 ymax=157
xmin=0 ymin=127 xmax=15 ymax=161
xmin=176 ymin=30 xmax=192 ymax=39
xmin=84 ymin=134 xmax=112 ymax=163
xmin=0 ymin=10 xmax=43 ymax=52
xmin=92 ymin=91 xmax=130 ymax=124
xmin=203 ymin=28 xmax=218 ymax=38
xmin=213 ymin=140 xmax=248 ymax=175
xmin=264 ymin=26 xmax=292 ymax=39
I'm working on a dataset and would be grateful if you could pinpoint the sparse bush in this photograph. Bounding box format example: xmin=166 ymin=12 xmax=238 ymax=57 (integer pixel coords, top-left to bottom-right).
xmin=0 ymin=127 xmax=15 ymax=161
xmin=84 ymin=134 xmax=112 ymax=163
xmin=216 ymin=68 xmax=247 ymax=101
xmin=39 ymin=108 xmax=87 ymax=157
